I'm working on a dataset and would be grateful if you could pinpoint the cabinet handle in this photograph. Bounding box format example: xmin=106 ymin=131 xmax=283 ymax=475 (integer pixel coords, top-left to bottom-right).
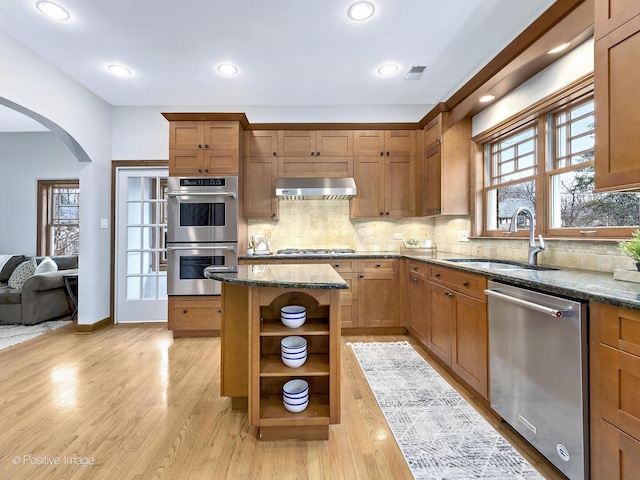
xmin=359 ymin=274 xmax=364 ymax=278
xmin=412 ymin=277 xmax=418 ymax=283
xmin=386 ymin=151 xmax=390 ymax=156
xmin=204 ymin=168 xmax=209 ymax=172
xmin=197 ymin=168 xmax=202 ymax=173
xmin=376 ymin=263 xmax=381 ymax=267
xmin=436 ymin=207 xmax=441 ymax=212
xmin=435 ymin=272 xmax=440 ymax=278
xmin=445 ymin=291 xmax=454 ymax=298
xmin=413 ymin=266 xmax=418 ymax=271
xmin=182 ymin=309 xmax=188 ymax=314
xmin=271 ymin=212 xmax=276 ymax=217
xmin=379 ymin=212 xmax=384 ymax=216
xmin=217 ymin=309 xmax=222 ymax=314
xmin=204 ymin=144 xmax=209 ymax=149
xmin=386 ymin=212 xmax=390 ymax=216
xmin=463 ymin=281 xmax=469 ymax=287
xmin=198 ymin=144 xmax=202 ymax=149
xmin=316 ymin=151 xmax=320 ymax=156
xmin=273 ymin=152 xmax=277 ymax=156
xmin=335 ymin=264 xmax=340 ymax=267
xmin=380 ymin=151 xmax=384 ymax=156
xmin=311 ymin=152 xmax=315 ymax=156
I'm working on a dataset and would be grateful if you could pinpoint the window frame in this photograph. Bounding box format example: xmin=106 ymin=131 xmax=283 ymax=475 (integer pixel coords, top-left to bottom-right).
xmin=474 ymin=75 xmax=639 ymax=240
xmin=37 ymin=179 xmax=80 ymax=256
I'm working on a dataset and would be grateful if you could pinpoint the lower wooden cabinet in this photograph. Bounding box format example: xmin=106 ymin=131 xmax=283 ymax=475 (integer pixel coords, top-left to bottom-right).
xmin=407 ymin=273 xmax=428 ymax=344
xmin=357 ymin=259 xmax=400 ymax=328
xmin=168 ymin=296 xmax=222 ymax=337
xmin=592 ymin=418 xmax=640 ymax=479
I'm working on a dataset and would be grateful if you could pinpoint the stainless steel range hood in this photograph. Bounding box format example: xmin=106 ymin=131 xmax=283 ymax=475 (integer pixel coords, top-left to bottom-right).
xmin=275 ymin=177 xmax=357 ymax=200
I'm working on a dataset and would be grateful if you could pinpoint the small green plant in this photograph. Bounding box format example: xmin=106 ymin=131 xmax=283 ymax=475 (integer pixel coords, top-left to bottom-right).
xmin=619 ymin=230 xmax=640 ymax=263
xmin=404 ymin=237 xmax=420 ymax=247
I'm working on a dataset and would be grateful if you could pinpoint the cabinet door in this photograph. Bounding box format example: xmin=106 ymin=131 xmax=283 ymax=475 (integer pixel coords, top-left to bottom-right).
xmin=351 ymin=156 xmax=384 ymax=217
xmin=244 ymin=156 xmax=278 ymax=219
xmin=354 ymin=130 xmax=385 ymax=156
xmin=594 ymin=16 xmax=640 ymax=191
xmin=203 ymin=150 xmax=239 ymax=175
xmin=425 ymin=145 xmax=442 ymax=216
xmin=451 ymin=292 xmax=488 ymax=399
xmin=169 ymin=121 xmax=204 ymax=149
xmin=245 ymin=130 xmax=278 ymax=157
xmin=203 ymin=121 xmax=239 ymax=150
xmin=316 ymin=130 xmax=354 ymax=156
xmin=278 ymin=131 xmax=316 ymax=156
xmin=385 ymin=156 xmax=415 ymax=217
xmin=339 ymin=272 xmax=358 ymax=328
xmin=408 ymin=274 xmax=428 ymax=344
xmin=168 ymin=297 xmax=222 ymax=331
xmin=169 ymin=149 xmax=204 ymax=176
xmin=358 ymin=272 xmax=399 ymax=327
xmin=278 ymin=157 xmax=353 ymax=178
xmin=424 ymin=115 xmax=442 ymax=148
xmin=592 ymin=418 xmax=640 ymax=480
xmin=384 ymin=130 xmax=416 ymax=156
xmin=427 ymin=282 xmax=453 ymax=365
xmin=595 ymin=0 xmax=640 ymax=40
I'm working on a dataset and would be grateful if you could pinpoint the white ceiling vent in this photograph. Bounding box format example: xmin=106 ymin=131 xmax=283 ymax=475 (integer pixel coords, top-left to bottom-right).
xmin=404 ymin=65 xmax=427 ymax=80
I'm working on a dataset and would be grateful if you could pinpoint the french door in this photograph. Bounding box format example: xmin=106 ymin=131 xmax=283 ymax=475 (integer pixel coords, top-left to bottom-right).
xmin=115 ymin=167 xmax=169 ymax=323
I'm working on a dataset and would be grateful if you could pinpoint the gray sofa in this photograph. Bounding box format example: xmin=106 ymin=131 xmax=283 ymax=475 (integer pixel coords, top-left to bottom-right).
xmin=0 ymin=255 xmax=78 ymax=325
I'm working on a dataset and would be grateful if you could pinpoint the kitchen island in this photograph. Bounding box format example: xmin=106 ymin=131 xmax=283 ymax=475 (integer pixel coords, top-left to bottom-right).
xmin=204 ymin=263 xmax=348 ymax=440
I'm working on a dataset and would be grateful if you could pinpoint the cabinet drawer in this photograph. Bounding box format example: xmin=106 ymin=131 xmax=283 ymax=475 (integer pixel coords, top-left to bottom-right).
xmin=593 ymin=302 xmax=640 ymax=356
xmin=428 ymin=265 xmax=486 ymax=300
xmin=592 ymin=417 xmax=640 ymax=479
xmin=168 ymin=297 xmax=222 ymax=330
xmin=407 ymin=260 xmax=427 ymax=278
xmin=360 ymin=258 xmax=398 ymax=273
xmin=592 ymin=343 xmax=640 ymax=440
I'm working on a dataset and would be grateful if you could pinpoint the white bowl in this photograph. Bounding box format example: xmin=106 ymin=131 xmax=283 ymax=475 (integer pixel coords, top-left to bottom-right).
xmin=281 ymin=336 xmax=307 ymax=351
xmin=283 ymin=398 xmax=309 ymax=413
xmin=281 ymin=348 xmax=307 ymax=357
xmin=281 ymin=305 xmax=306 ymax=316
xmin=281 ymin=316 xmax=306 ymax=328
xmin=283 ymin=387 xmax=309 ymax=400
xmin=281 ymin=355 xmax=307 ymax=368
xmin=283 ymin=379 xmax=309 ymax=395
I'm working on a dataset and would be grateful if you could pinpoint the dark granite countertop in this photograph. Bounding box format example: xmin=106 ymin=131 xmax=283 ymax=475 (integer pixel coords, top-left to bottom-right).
xmin=204 ymin=263 xmax=348 ymax=290
xmin=239 ymin=252 xmax=401 ymax=260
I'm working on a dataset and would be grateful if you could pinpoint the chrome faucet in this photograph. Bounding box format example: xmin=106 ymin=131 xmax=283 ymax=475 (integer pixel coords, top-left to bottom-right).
xmin=509 ymin=207 xmax=545 ymax=266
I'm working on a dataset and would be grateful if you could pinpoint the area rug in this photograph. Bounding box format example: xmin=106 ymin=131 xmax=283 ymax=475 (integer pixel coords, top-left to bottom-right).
xmin=348 ymin=341 xmax=543 ymax=480
xmin=0 ymin=320 xmax=71 ymax=351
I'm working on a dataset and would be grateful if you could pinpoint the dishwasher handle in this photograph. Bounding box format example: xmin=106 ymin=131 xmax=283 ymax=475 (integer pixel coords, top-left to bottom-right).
xmin=484 ymin=288 xmax=569 ymax=318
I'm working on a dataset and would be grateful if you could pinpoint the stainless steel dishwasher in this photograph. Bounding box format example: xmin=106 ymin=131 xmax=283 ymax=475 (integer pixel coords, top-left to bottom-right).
xmin=485 ymin=280 xmax=589 ymax=480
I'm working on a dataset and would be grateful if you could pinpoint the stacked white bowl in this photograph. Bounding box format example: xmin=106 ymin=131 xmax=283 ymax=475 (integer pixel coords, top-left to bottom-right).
xmin=281 ymin=335 xmax=307 ymax=368
xmin=282 ymin=379 xmax=309 ymax=413
xmin=281 ymin=305 xmax=306 ymax=328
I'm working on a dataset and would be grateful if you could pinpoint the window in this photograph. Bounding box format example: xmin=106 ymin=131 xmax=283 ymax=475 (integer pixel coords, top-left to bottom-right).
xmin=37 ymin=180 xmax=80 ymax=256
xmin=481 ymin=89 xmax=640 ymax=239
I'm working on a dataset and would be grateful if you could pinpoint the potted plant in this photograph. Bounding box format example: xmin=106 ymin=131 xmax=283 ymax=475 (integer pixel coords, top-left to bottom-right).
xmin=403 ymin=237 xmax=420 ymax=248
xmin=619 ymin=230 xmax=640 ymax=271
xmin=247 ymin=239 xmax=256 ymax=256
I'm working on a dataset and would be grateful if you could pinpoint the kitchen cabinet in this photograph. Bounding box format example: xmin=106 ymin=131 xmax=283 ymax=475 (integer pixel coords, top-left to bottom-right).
xmin=277 ymin=130 xmax=354 ymax=178
xmin=354 ymin=130 xmax=416 ymax=157
xmin=357 ymin=259 xmax=401 ymax=328
xmin=168 ymin=296 xmax=222 ymax=337
xmin=421 ymin=113 xmax=471 ymax=216
xmin=590 ymin=301 xmax=640 ymax=479
xmin=594 ymin=12 xmax=640 ymax=191
xmin=169 ymin=120 xmax=241 ymax=176
xmin=595 ymin=0 xmax=640 ymax=40
xmin=243 ymin=156 xmax=278 ymax=219
xmin=426 ymin=264 xmax=488 ymax=398
xmin=245 ymin=130 xmax=278 ymax=157
xmin=407 ymin=266 xmax=428 ymax=345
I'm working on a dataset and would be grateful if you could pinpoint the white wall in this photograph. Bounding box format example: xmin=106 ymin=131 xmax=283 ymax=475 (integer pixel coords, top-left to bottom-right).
xmin=111 ymin=104 xmax=430 ymax=160
xmin=0 ymin=31 xmax=112 ymax=326
xmin=0 ymin=132 xmax=82 ymax=254
xmin=472 ymin=38 xmax=594 ymax=136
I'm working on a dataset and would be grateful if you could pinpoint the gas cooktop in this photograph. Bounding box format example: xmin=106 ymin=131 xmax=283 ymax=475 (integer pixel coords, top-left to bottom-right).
xmin=276 ymin=248 xmax=356 ymax=256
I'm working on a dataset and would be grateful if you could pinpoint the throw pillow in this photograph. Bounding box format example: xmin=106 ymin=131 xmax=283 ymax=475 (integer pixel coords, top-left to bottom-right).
xmin=35 ymin=256 xmax=58 ymax=275
xmin=8 ymin=258 xmax=37 ymax=289
xmin=0 ymin=255 xmax=26 ymax=283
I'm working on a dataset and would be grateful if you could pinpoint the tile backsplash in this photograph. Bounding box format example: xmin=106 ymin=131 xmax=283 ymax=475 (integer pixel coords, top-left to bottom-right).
xmin=247 ymin=202 xmax=634 ymax=273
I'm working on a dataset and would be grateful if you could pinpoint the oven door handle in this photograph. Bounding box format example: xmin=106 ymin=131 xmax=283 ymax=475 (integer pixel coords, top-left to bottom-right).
xmin=484 ymin=288 xmax=569 ymax=318
xmin=167 ymin=191 xmax=237 ymax=199
xmin=166 ymin=245 xmax=237 ymax=251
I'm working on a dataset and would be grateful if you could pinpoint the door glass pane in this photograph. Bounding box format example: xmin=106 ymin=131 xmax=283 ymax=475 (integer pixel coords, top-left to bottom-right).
xmin=127 ymin=252 xmax=141 ymax=275
xmin=127 ymin=277 xmax=141 ymax=300
xmin=142 ymin=227 xmax=154 ymax=249
xmin=158 ymin=275 xmax=167 ymax=297
xmin=127 ymin=177 xmax=141 ymax=200
xmin=142 ymin=177 xmax=155 ymax=200
xmin=142 ymin=202 xmax=156 ymax=224
xmin=127 ymin=227 xmax=141 ymax=249
xmin=142 ymin=277 xmax=157 ymax=299
xmin=128 ymin=202 xmax=142 ymax=225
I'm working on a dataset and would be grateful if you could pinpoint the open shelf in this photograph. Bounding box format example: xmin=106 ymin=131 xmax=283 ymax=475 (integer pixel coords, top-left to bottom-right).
xmin=259 ymin=394 xmax=330 ymax=426
xmin=260 ymin=317 xmax=329 ymax=336
xmin=260 ymin=354 xmax=330 ymax=376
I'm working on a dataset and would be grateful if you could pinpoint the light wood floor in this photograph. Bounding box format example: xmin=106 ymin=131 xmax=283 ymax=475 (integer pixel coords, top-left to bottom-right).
xmin=0 ymin=324 xmax=563 ymax=480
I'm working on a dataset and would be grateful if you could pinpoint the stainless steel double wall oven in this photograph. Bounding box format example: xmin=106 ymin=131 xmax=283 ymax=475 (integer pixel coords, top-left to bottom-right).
xmin=166 ymin=176 xmax=238 ymax=295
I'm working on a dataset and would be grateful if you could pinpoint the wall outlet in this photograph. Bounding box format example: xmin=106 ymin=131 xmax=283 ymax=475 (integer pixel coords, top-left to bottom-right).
xmin=393 ymin=233 xmax=403 ymax=240
xmin=458 ymin=231 xmax=470 ymax=242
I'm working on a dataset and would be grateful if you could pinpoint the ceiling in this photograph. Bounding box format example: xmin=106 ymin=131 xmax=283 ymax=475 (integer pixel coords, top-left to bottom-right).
xmin=0 ymin=0 xmax=556 ymax=113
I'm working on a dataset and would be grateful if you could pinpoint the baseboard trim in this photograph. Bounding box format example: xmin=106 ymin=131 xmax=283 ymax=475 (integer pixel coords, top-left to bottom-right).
xmin=75 ymin=316 xmax=112 ymax=334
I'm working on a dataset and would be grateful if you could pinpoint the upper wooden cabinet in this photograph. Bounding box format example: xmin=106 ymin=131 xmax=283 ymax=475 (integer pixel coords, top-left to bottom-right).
xmin=169 ymin=121 xmax=241 ymax=176
xmin=354 ymin=130 xmax=416 ymax=157
xmin=245 ymin=130 xmax=278 ymax=157
xmin=277 ymin=157 xmax=354 ymax=178
xmin=594 ymin=12 xmax=640 ymax=191
xmin=420 ymin=114 xmax=471 ymax=216
xmin=243 ymin=156 xmax=278 ymax=219
xmin=595 ymin=0 xmax=640 ymax=40
xmin=278 ymin=130 xmax=353 ymax=157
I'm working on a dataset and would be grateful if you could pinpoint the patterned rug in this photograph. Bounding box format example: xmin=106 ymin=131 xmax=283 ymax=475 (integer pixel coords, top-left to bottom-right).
xmin=348 ymin=341 xmax=544 ymax=480
xmin=0 ymin=320 xmax=71 ymax=351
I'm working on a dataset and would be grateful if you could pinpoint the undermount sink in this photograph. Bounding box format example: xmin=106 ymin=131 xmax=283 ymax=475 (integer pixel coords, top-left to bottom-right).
xmin=443 ymin=258 xmax=559 ymax=271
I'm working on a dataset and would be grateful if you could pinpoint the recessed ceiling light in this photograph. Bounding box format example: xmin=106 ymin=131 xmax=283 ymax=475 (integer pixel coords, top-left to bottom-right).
xmin=547 ymin=42 xmax=570 ymax=54
xmin=107 ymin=64 xmax=132 ymax=77
xmin=35 ymin=1 xmax=70 ymax=21
xmin=217 ymin=64 xmax=238 ymax=76
xmin=377 ymin=64 xmax=398 ymax=76
xmin=479 ymin=94 xmax=496 ymax=103
xmin=348 ymin=1 xmax=375 ymax=21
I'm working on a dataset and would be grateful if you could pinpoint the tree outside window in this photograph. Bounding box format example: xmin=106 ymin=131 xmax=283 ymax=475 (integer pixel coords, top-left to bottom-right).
xmin=37 ymin=180 xmax=80 ymax=256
